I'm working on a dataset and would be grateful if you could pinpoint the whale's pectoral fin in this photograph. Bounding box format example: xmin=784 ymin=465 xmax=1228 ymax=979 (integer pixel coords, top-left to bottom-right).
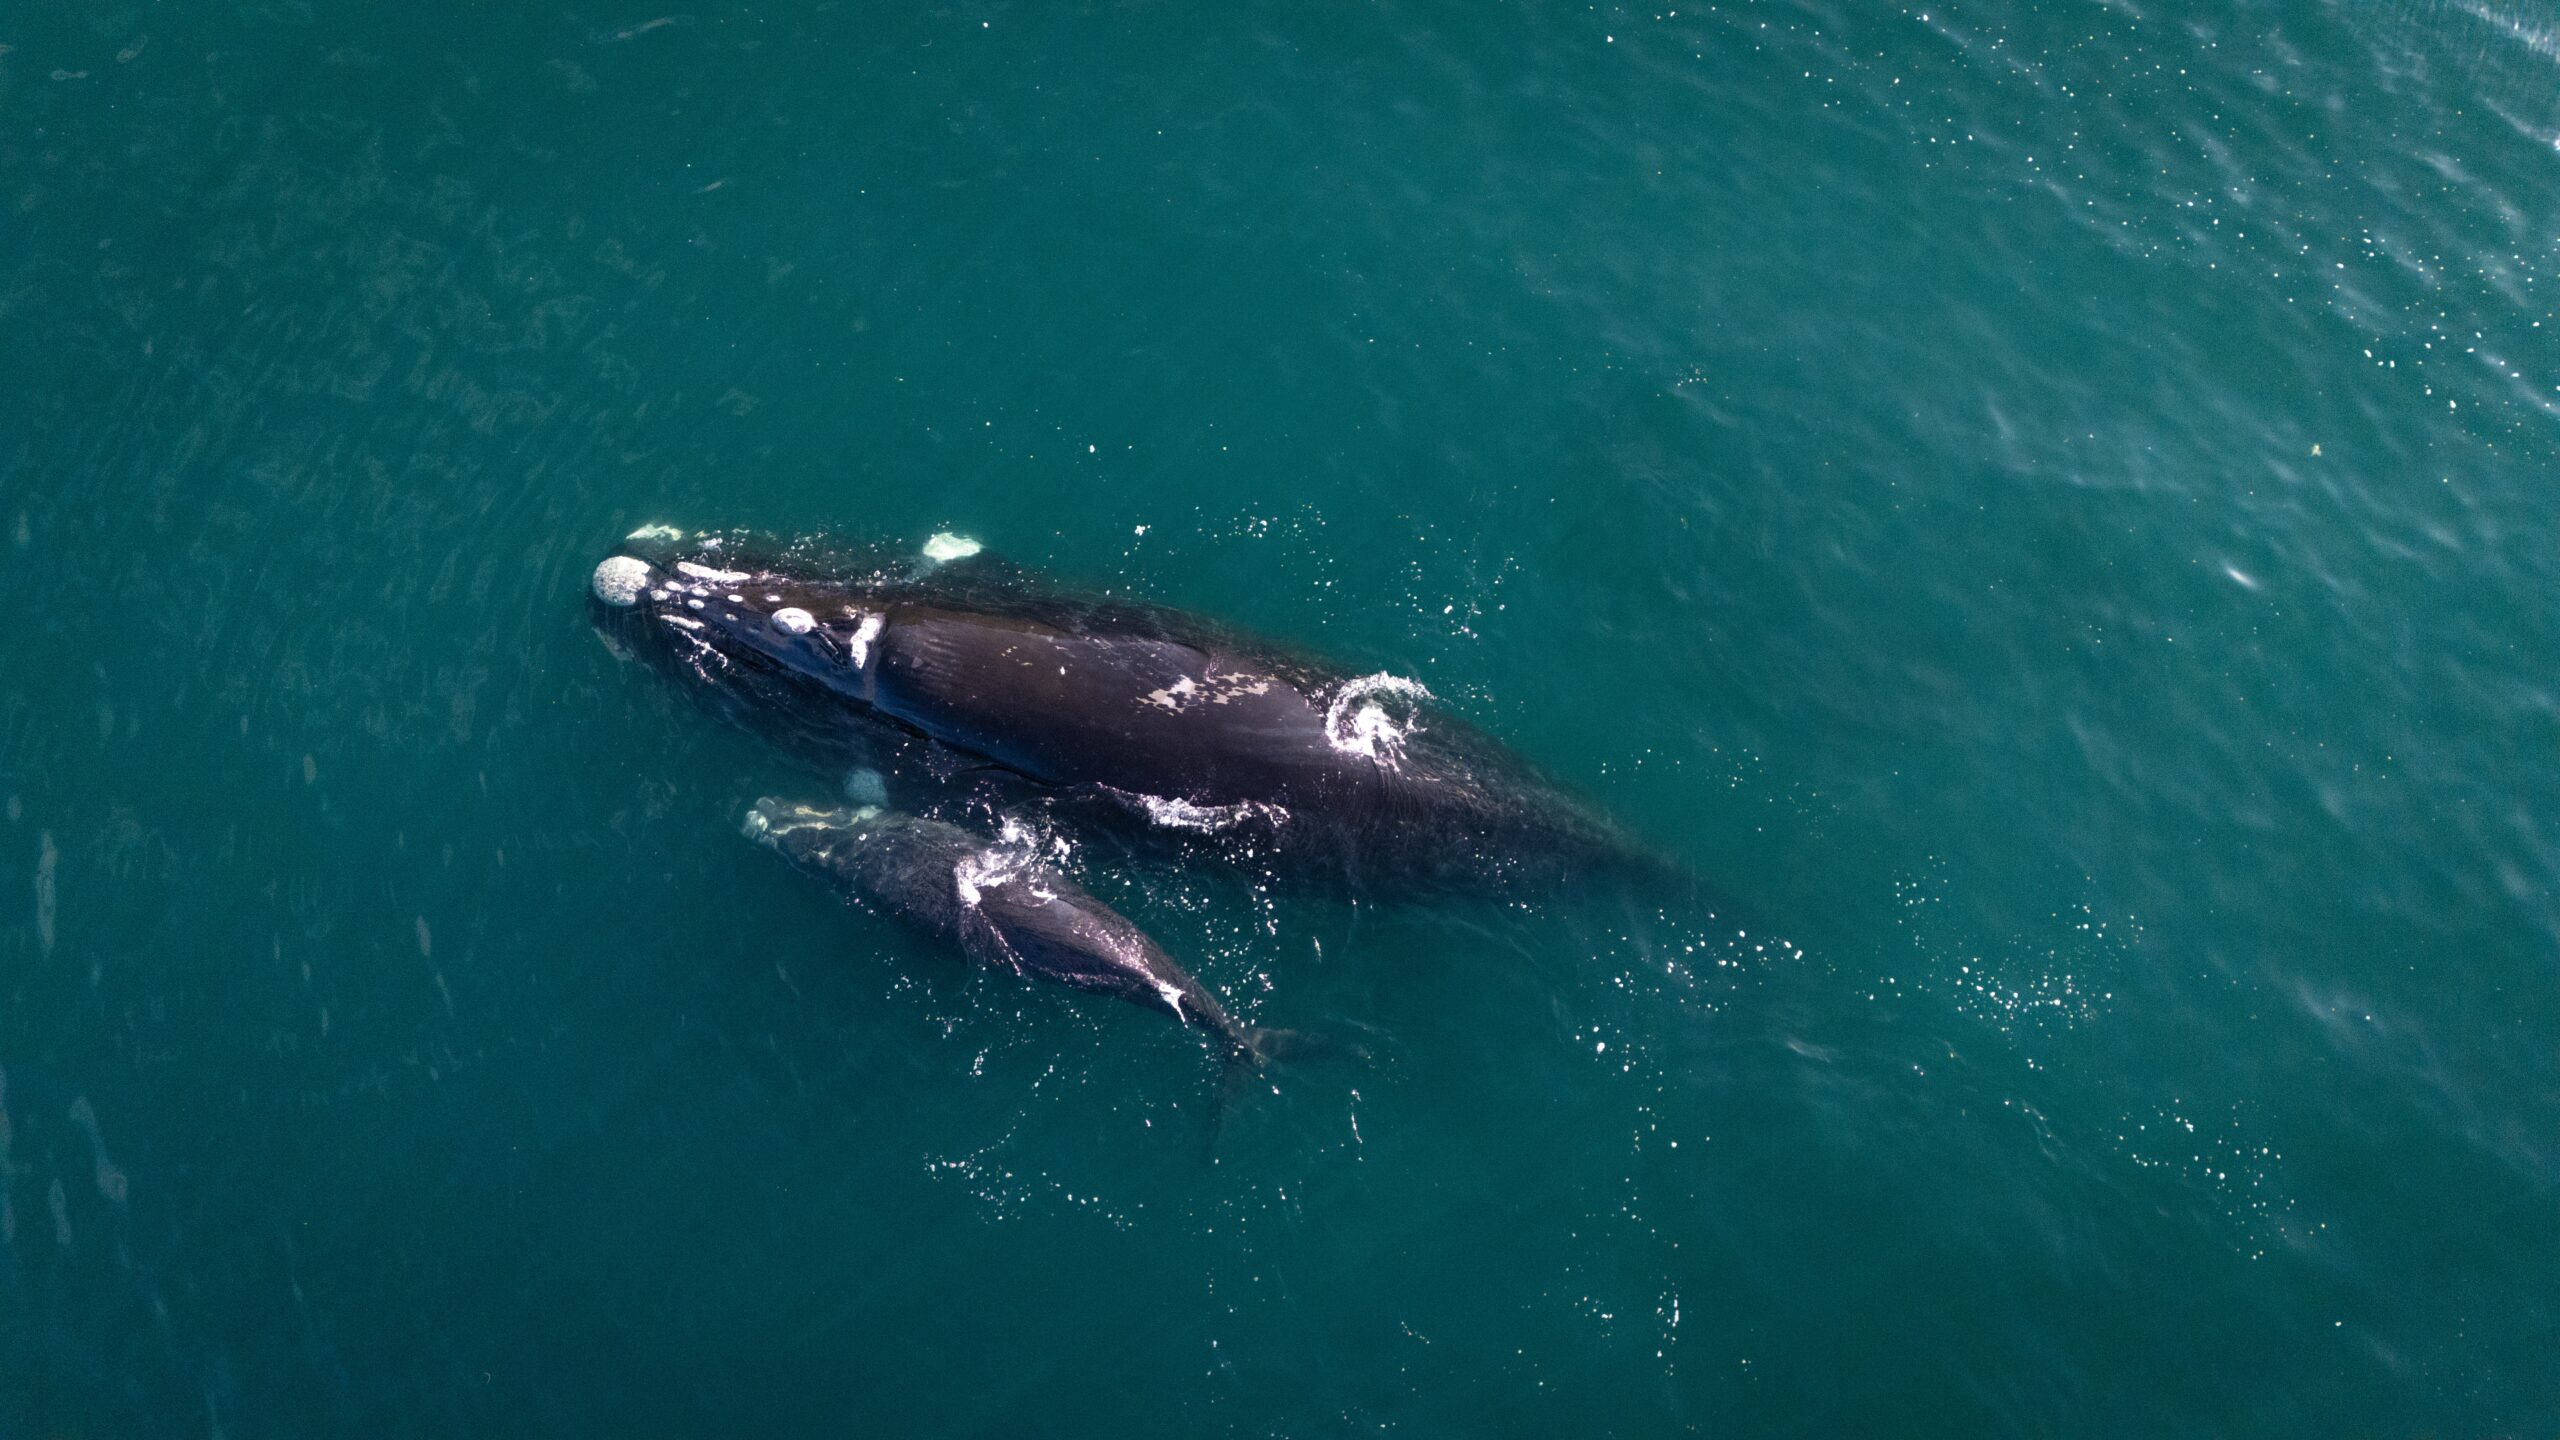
xmin=894 ymin=542 xmax=1062 ymax=607
xmin=905 ymin=534 xmax=1032 ymax=588
xmin=919 ymin=531 xmax=984 ymax=565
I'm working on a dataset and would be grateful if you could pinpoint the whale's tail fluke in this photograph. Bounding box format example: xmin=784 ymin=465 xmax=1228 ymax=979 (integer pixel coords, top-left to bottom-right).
xmin=1230 ymin=1023 xmax=1359 ymax=1071
xmin=1199 ymin=1021 xmax=1371 ymax=1158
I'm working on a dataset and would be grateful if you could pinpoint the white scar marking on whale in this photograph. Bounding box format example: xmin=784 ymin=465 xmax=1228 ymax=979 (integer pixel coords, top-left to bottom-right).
xmin=1325 ymin=673 xmax=1433 ymax=764
xmin=1141 ymin=677 xmax=1199 ymax=711
xmin=591 ymin=556 xmax=652 ymax=607
xmin=1152 ymin=975 xmax=1187 ymax=1020
xmin=1140 ymin=671 xmax=1273 ymax=712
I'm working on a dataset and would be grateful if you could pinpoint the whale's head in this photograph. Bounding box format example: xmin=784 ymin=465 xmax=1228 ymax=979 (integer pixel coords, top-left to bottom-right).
xmin=740 ymin=797 xmax=883 ymax=868
xmin=738 ymin=796 xmax=953 ymax=902
xmin=587 ymin=526 xmax=919 ymax=745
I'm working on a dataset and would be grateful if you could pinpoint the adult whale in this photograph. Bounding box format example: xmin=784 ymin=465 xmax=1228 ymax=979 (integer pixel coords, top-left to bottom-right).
xmin=589 ymin=527 xmax=1676 ymax=897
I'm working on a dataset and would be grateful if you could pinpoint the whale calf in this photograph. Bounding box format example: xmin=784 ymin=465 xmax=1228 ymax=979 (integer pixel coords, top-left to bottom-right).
xmin=743 ymin=798 xmax=1306 ymax=1065
xmin=594 ymin=528 xmax=1673 ymax=897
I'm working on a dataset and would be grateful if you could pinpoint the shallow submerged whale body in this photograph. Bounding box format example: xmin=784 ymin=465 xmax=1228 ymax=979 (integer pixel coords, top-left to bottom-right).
xmin=591 ymin=527 xmax=1675 ymax=897
xmin=743 ymin=798 xmax=1306 ymax=1064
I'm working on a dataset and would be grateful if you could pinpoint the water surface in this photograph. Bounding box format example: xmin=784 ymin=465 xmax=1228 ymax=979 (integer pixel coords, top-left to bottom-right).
xmin=3 ymin=1 xmax=2557 ymax=1433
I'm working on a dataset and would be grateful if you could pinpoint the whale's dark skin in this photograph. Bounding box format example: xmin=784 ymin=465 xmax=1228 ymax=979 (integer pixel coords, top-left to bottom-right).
xmin=742 ymin=798 xmax=1301 ymax=1063
xmin=592 ymin=528 xmax=1675 ymax=897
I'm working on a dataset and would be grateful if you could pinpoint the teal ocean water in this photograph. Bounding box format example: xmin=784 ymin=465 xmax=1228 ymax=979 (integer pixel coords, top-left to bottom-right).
xmin=6 ymin=1 xmax=2558 ymax=1433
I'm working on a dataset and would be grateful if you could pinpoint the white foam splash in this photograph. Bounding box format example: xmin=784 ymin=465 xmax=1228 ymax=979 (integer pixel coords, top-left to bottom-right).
xmin=923 ymin=532 xmax=983 ymax=563
xmin=1103 ymin=787 xmax=1286 ymax=833
xmin=954 ymin=817 xmax=1039 ymax=906
xmin=847 ymin=612 xmax=884 ymax=668
xmin=626 ymin=523 xmax=683 ymax=543
xmin=2454 ymin=0 xmax=2560 ymax=65
xmin=1324 ymin=673 xmax=1433 ymax=764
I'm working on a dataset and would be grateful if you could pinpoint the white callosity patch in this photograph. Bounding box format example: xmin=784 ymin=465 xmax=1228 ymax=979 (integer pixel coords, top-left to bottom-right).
xmin=675 ymin=560 xmax=750 ymax=585
xmin=741 ymin=801 xmax=875 ymax=845
xmin=1324 ymin=673 xmax=1434 ymax=764
xmin=771 ymin=607 xmax=816 ymax=635
xmin=922 ymin=531 xmax=983 ymax=563
xmin=658 ymin=611 xmax=722 ymax=678
xmin=591 ymin=556 xmax=653 ymax=607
